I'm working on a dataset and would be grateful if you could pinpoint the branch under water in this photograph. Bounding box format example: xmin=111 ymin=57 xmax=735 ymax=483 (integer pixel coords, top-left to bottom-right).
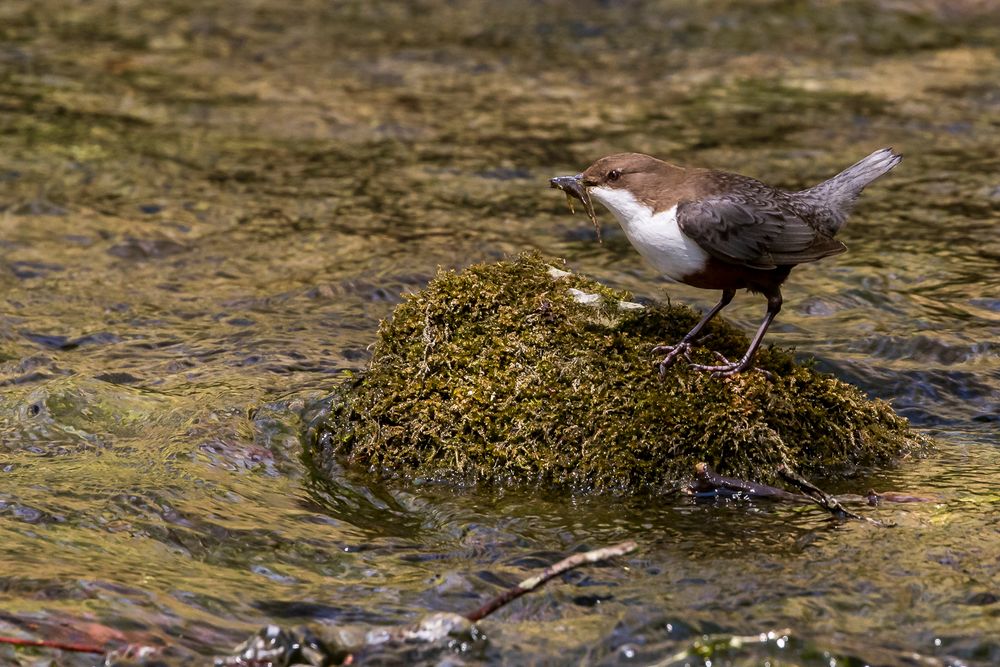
xmin=0 ymin=636 xmax=105 ymax=654
xmin=464 ymin=540 xmax=638 ymax=622
xmin=776 ymin=465 xmax=881 ymax=525
xmin=690 ymin=462 xmax=931 ymax=525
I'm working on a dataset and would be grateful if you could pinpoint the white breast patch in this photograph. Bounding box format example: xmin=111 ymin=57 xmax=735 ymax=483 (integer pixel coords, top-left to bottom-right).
xmin=589 ymin=186 xmax=710 ymax=283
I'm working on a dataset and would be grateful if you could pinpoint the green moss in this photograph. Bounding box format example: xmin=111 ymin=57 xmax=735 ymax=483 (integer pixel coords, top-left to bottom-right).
xmin=315 ymin=252 xmax=924 ymax=493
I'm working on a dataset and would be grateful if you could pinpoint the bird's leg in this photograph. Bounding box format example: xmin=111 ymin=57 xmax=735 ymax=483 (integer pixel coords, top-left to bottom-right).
xmin=689 ymin=291 xmax=782 ymax=377
xmin=654 ymin=289 xmax=735 ymax=377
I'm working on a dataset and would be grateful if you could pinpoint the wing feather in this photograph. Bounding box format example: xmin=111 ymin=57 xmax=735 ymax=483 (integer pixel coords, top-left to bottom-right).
xmin=677 ymin=193 xmax=846 ymax=269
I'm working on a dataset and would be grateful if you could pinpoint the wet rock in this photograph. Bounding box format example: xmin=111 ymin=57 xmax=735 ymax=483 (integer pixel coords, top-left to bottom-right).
xmin=215 ymin=614 xmax=478 ymax=667
xmin=0 ymin=376 xmax=178 ymax=452
xmin=314 ymin=253 xmax=925 ymax=493
xmin=214 ymin=624 xmax=350 ymax=667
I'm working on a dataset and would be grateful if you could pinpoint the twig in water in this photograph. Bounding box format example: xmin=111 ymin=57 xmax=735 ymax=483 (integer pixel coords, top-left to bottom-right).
xmin=690 ymin=463 xmax=930 ymax=510
xmin=691 ymin=463 xmax=806 ymax=502
xmin=217 ymin=540 xmax=639 ymax=665
xmin=464 ymin=540 xmax=638 ymax=623
xmin=776 ymin=465 xmax=883 ymax=525
xmin=0 ymin=635 xmax=105 ymax=654
xmin=647 ymin=628 xmax=794 ymax=667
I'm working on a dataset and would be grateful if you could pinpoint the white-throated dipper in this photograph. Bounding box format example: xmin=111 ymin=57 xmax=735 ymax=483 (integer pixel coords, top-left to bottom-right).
xmin=550 ymin=148 xmax=901 ymax=376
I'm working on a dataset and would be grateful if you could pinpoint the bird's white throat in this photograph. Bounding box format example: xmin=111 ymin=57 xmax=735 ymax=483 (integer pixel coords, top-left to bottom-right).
xmin=588 ymin=186 xmax=710 ymax=282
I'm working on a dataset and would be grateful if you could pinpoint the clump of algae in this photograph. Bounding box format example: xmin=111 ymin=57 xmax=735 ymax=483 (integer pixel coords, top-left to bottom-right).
xmin=316 ymin=253 xmax=922 ymax=493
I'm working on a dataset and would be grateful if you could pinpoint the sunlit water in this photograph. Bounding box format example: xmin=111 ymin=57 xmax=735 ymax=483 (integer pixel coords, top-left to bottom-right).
xmin=0 ymin=1 xmax=997 ymax=665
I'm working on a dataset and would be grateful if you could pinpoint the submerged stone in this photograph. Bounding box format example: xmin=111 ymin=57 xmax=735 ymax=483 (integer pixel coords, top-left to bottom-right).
xmin=315 ymin=253 xmax=924 ymax=493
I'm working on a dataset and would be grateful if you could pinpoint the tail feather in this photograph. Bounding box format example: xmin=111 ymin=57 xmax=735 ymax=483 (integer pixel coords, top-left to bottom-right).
xmin=794 ymin=148 xmax=901 ymax=235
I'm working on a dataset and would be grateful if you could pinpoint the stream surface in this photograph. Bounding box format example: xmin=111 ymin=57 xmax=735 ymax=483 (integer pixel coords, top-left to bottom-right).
xmin=0 ymin=1 xmax=998 ymax=664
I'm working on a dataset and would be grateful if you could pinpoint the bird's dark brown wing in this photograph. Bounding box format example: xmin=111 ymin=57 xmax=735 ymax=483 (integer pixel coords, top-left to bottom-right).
xmin=677 ymin=190 xmax=846 ymax=270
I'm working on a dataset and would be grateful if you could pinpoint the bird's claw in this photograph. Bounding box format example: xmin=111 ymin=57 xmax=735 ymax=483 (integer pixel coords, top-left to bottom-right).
xmin=688 ymin=356 xmax=753 ymax=378
xmin=709 ymin=350 xmax=733 ymax=365
xmin=689 ymin=364 xmax=744 ymax=378
xmin=655 ymin=344 xmax=768 ymax=379
xmin=653 ymin=341 xmax=692 ymax=378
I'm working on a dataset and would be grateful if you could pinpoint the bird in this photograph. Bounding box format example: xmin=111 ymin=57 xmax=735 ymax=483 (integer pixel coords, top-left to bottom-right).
xmin=550 ymin=148 xmax=901 ymax=377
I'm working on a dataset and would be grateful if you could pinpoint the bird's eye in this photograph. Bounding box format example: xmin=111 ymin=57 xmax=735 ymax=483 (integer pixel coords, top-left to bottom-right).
xmin=607 ymin=169 xmax=621 ymax=182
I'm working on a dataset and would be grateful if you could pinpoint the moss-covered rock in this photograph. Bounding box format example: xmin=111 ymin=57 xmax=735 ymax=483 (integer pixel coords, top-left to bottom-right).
xmin=314 ymin=253 xmax=923 ymax=493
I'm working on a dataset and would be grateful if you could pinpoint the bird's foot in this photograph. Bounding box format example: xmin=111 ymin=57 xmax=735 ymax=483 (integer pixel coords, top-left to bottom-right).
xmin=652 ymin=341 xmax=692 ymax=378
xmin=688 ymin=353 xmax=753 ymax=378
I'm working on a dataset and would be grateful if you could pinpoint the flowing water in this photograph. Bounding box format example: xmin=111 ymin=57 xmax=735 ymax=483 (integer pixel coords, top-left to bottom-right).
xmin=0 ymin=1 xmax=998 ymax=664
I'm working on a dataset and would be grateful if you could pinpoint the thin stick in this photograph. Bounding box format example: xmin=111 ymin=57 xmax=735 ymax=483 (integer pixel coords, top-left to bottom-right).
xmin=647 ymin=628 xmax=794 ymax=667
xmin=0 ymin=635 xmax=105 ymax=654
xmin=776 ymin=465 xmax=883 ymax=525
xmin=691 ymin=463 xmax=807 ymax=502
xmin=464 ymin=540 xmax=637 ymax=623
xmin=691 ymin=463 xmax=930 ymax=507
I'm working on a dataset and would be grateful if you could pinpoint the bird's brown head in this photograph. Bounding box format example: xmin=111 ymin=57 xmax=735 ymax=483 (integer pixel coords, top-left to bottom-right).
xmin=549 ymin=153 xmax=684 ymax=241
xmin=578 ymin=152 xmax=671 ymax=192
xmin=550 ymin=153 xmax=675 ymax=202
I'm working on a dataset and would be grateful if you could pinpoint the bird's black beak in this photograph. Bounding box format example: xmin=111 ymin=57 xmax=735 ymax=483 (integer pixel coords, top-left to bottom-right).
xmin=549 ymin=173 xmax=602 ymax=243
xmin=549 ymin=174 xmax=587 ymax=203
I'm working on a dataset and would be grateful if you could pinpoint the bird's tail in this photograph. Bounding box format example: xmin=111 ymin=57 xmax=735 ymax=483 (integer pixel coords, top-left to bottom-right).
xmin=795 ymin=148 xmax=901 ymax=234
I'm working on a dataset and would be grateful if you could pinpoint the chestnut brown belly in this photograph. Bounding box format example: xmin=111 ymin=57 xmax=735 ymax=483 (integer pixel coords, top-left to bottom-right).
xmin=680 ymin=256 xmax=793 ymax=293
